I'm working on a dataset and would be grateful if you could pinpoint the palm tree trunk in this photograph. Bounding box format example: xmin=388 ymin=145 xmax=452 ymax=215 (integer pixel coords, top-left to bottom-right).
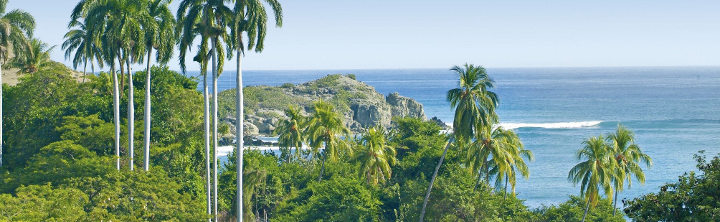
xmin=1 ymin=64 xmax=3 ymax=168
xmin=503 ymin=176 xmax=508 ymax=200
xmin=419 ymin=139 xmax=453 ymax=222
xmin=112 ymin=61 xmax=120 ymax=170
xmin=318 ymin=148 xmax=327 ymax=181
xmin=91 ymin=61 xmax=94 ymax=75
xmin=212 ymin=39 xmax=219 ymax=222
xmin=82 ymin=59 xmax=87 ymax=83
xmin=127 ymin=59 xmax=134 ymax=171
xmin=119 ymin=57 xmax=125 ymax=96
xmin=204 ymin=64 xmax=211 ymax=221
xmin=582 ymin=199 xmax=590 ymax=222
xmin=613 ymin=189 xmax=619 ymax=216
xmin=473 ymin=167 xmax=484 ymax=191
xmin=143 ymin=48 xmax=152 ymax=171
xmin=236 ymin=47 xmax=244 ymax=222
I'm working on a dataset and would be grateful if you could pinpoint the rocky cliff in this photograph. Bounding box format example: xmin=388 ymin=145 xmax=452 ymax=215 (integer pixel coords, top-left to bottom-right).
xmin=218 ymin=74 xmax=425 ymax=136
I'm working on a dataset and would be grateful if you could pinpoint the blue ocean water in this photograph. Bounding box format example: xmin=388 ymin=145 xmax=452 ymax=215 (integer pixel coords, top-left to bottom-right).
xmin=194 ymin=67 xmax=720 ymax=208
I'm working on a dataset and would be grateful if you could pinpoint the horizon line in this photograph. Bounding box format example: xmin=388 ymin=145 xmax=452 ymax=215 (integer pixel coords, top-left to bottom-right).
xmin=169 ymin=65 xmax=720 ymax=73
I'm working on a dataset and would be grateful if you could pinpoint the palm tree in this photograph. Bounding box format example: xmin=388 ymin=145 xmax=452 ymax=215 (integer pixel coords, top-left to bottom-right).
xmin=242 ymin=155 xmax=268 ymax=221
xmin=274 ymin=105 xmax=306 ymax=163
xmin=0 ymin=0 xmax=35 ymax=167
xmin=78 ymin=0 xmax=148 ymax=171
xmin=177 ymin=0 xmax=231 ymax=220
xmin=8 ymin=38 xmax=54 ymax=73
xmin=142 ymin=0 xmax=175 ymax=171
xmin=470 ymin=125 xmax=532 ymax=196
xmin=568 ymin=136 xmax=616 ymax=222
xmin=228 ymin=1 xmax=282 ymax=220
xmin=606 ymin=124 xmax=652 ymax=215
xmin=306 ymin=100 xmax=351 ymax=181
xmin=420 ymin=64 xmax=499 ymax=222
xmin=62 ymin=19 xmax=102 ymax=81
xmin=353 ymin=126 xmax=397 ymax=185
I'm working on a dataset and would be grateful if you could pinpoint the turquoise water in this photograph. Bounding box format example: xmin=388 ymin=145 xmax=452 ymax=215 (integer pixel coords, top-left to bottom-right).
xmin=196 ymin=67 xmax=720 ymax=208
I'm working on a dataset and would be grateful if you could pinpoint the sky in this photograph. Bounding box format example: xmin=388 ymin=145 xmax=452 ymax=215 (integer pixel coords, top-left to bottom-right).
xmin=7 ymin=0 xmax=720 ymax=71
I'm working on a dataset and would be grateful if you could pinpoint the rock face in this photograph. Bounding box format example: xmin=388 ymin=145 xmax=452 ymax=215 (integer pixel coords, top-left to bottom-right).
xmin=387 ymin=92 xmax=425 ymax=119
xmin=219 ymin=74 xmax=426 ymax=136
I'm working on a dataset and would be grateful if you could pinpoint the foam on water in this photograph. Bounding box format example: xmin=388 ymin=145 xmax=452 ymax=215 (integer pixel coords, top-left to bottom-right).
xmin=499 ymin=121 xmax=603 ymax=130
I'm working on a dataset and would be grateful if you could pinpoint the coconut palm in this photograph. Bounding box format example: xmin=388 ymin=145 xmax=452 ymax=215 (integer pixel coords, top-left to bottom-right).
xmin=62 ymin=19 xmax=103 ymax=81
xmin=568 ymin=136 xmax=616 ymax=222
xmin=142 ymin=0 xmax=175 ymax=171
xmin=353 ymin=126 xmax=397 ymax=185
xmin=485 ymin=132 xmax=533 ymax=200
xmin=228 ymin=0 xmax=282 ymax=219
xmin=306 ymin=100 xmax=351 ymax=181
xmin=8 ymin=38 xmax=54 ymax=73
xmin=470 ymin=125 xmax=532 ymax=196
xmin=447 ymin=64 xmax=499 ymax=142
xmin=274 ymin=105 xmax=306 ymax=163
xmin=606 ymin=124 xmax=652 ymax=215
xmin=242 ymin=155 xmax=268 ymax=221
xmin=177 ymin=0 xmax=231 ymax=219
xmin=0 ymin=0 xmax=35 ymax=167
xmin=420 ymin=64 xmax=499 ymax=222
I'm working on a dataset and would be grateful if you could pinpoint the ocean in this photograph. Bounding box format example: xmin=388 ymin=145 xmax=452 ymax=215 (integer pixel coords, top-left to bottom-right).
xmin=193 ymin=67 xmax=720 ymax=208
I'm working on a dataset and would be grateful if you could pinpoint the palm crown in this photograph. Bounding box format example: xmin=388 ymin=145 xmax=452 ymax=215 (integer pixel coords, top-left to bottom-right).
xmin=274 ymin=105 xmax=306 ymax=162
xmin=9 ymin=38 xmax=54 ymax=73
xmin=568 ymin=136 xmax=616 ymax=206
xmin=62 ymin=20 xmax=103 ymax=74
xmin=353 ymin=127 xmax=397 ymax=185
xmin=177 ymin=0 xmax=231 ymax=74
xmin=229 ymin=0 xmax=283 ymax=54
xmin=0 ymin=0 xmax=34 ymax=64
xmin=447 ymin=64 xmax=499 ymax=142
xmin=306 ymin=100 xmax=351 ymax=161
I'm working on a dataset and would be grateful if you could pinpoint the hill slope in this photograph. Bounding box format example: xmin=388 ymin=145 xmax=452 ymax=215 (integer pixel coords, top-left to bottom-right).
xmin=218 ymin=74 xmax=426 ymax=136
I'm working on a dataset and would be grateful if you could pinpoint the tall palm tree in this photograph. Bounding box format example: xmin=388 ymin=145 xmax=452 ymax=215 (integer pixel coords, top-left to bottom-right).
xmin=353 ymin=126 xmax=397 ymax=185
xmin=306 ymin=100 xmax=351 ymax=181
xmin=177 ymin=0 xmax=231 ymax=220
xmin=420 ymin=64 xmax=499 ymax=222
xmin=142 ymin=0 xmax=175 ymax=171
xmin=0 ymin=0 xmax=35 ymax=167
xmin=78 ymin=0 xmax=148 ymax=171
xmin=606 ymin=124 xmax=652 ymax=215
xmin=8 ymin=38 xmax=54 ymax=73
xmin=274 ymin=105 xmax=305 ymax=163
xmin=228 ymin=1 xmax=282 ymax=220
xmin=62 ymin=19 xmax=102 ymax=81
xmin=568 ymin=136 xmax=616 ymax=222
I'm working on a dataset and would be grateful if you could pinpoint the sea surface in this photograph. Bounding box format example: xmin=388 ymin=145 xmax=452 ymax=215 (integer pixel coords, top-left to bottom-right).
xmin=192 ymin=67 xmax=720 ymax=209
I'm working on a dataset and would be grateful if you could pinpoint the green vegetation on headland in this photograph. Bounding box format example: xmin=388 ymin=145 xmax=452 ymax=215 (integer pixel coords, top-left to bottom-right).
xmin=0 ymin=0 xmax=718 ymax=221
xmin=217 ymin=74 xmax=426 ymax=136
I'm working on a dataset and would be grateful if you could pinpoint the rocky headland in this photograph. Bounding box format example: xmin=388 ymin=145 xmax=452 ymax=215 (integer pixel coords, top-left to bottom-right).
xmin=217 ymin=74 xmax=426 ymax=137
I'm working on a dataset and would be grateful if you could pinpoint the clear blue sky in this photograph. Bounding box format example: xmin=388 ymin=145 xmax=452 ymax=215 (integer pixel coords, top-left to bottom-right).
xmin=7 ymin=0 xmax=720 ymax=71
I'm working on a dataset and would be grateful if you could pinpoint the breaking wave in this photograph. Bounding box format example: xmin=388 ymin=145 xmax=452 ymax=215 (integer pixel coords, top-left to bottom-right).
xmin=499 ymin=121 xmax=603 ymax=130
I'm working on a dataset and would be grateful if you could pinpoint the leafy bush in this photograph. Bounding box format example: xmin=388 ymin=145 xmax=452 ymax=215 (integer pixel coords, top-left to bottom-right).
xmin=624 ymin=151 xmax=720 ymax=221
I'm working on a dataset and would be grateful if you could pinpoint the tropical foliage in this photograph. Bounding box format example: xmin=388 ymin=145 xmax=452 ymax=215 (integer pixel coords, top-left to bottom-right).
xmin=7 ymin=1 xmax=712 ymax=221
xmin=274 ymin=105 xmax=306 ymax=162
xmin=306 ymin=100 xmax=351 ymax=181
xmin=624 ymin=151 xmax=720 ymax=221
xmin=606 ymin=124 xmax=652 ymax=215
xmin=8 ymin=38 xmax=55 ymax=73
xmin=0 ymin=0 xmax=35 ymax=168
xmin=568 ymin=135 xmax=616 ymax=222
